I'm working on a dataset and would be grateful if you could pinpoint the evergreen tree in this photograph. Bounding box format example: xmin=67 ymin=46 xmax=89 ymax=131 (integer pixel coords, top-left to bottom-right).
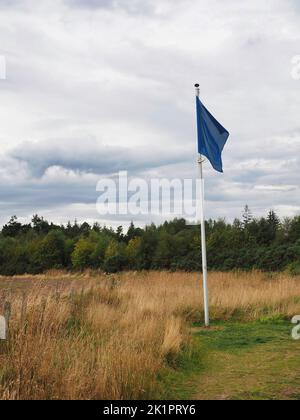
xmin=1 ymin=208 xmax=300 ymax=274
xmin=242 ymin=205 xmax=253 ymax=227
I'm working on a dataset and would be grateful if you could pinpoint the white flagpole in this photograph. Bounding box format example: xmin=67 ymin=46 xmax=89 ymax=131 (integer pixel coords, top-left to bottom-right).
xmin=195 ymin=84 xmax=210 ymax=327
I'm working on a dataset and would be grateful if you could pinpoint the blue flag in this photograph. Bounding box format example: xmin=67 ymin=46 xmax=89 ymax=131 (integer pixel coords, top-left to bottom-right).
xmin=196 ymin=97 xmax=229 ymax=173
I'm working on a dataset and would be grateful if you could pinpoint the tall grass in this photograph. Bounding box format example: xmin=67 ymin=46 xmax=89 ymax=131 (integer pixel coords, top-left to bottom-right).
xmin=0 ymin=270 xmax=299 ymax=400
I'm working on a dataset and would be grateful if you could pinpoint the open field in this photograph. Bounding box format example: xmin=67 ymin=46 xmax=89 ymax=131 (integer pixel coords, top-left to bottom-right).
xmin=0 ymin=271 xmax=299 ymax=400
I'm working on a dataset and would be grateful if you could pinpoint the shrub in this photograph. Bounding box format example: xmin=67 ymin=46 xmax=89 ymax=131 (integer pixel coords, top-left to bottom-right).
xmin=103 ymin=240 xmax=127 ymax=273
xmin=287 ymin=262 xmax=300 ymax=277
xmin=71 ymin=238 xmax=95 ymax=270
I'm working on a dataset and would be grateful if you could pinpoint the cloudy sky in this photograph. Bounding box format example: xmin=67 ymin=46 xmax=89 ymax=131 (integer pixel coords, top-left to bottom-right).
xmin=0 ymin=0 xmax=299 ymax=228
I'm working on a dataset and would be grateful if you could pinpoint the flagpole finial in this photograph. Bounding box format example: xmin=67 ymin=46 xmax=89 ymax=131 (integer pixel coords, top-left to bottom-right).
xmin=195 ymin=84 xmax=200 ymax=97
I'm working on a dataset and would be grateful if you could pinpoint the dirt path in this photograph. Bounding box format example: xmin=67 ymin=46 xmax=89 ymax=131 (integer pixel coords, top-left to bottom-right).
xmin=189 ymin=321 xmax=300 ymax=400
xmin=194 ymin=322 xmax=300 ymax=400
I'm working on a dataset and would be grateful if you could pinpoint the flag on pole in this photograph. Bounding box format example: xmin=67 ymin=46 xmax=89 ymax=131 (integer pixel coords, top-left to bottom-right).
xmin=196 ymin=97 xmax=229 ymax=172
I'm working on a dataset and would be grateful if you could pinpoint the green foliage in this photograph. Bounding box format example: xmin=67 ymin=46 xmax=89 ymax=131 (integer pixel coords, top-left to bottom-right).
xmin=71 ymin=238 xmax=95 ymax=270
xmin=91 ymin=234 xmax=110 ymax=268
xmin=126 ymin=237 xmax=142 ymax=268
xmin=0 ymin=209 xmax=300 ymax=274
xmin=287 ymin=262 xmax=300 ymax=276
xmin=35 ymin=230 xmax=66 ymax=271
xmin=103 ymin=240 xmax=127 ymax=273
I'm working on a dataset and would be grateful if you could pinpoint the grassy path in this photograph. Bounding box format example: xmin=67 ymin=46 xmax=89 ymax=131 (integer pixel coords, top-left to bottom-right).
xmin=161 ymin=320 xmax=300 ymax=400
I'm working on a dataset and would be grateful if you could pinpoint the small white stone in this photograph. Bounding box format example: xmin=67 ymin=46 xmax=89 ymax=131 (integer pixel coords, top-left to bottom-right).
xmin=0 ymin=316 xmax=6 ymax=340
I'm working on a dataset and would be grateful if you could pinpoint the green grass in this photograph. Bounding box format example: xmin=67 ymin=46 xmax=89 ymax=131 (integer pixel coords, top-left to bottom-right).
xmin=158 ymin=320 xmax=300 ymax=400
xmin=157 ymin=343 xmax=207 ymax=400
xmin=196 ymin=320 xmax=289 ymax=353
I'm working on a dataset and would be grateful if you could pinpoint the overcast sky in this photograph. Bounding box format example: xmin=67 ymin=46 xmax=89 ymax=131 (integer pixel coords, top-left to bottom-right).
xmin=0 ymin=0 xmax=299 ymax=228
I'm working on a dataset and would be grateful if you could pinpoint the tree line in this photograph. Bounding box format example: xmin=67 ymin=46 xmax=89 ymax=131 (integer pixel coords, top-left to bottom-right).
xmin=0 ymin=207 xmax=300 ymax=275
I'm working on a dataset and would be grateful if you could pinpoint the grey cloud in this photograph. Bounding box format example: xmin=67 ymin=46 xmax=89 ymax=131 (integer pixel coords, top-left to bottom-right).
xmin=290 ymin=0 xmax=300 ymax=12
xmin=65 ymin=0 xmax=154 ymax=14
xmin=0 ymin=0 xmax=20 ymax=7
xmin=65 ymin=0 xmax=190 ymax=17
xmin=0 ymin=0 xmax=300 ymax=226
xmin=9 ymin=138 xmax=192 ymax=177
xmin=67 ymin=0 xmax=115 ymax=8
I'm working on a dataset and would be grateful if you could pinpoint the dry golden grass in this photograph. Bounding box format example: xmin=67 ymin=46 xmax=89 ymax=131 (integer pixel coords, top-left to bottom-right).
xmin=0 ymin=270 xmax=299 ymax=400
